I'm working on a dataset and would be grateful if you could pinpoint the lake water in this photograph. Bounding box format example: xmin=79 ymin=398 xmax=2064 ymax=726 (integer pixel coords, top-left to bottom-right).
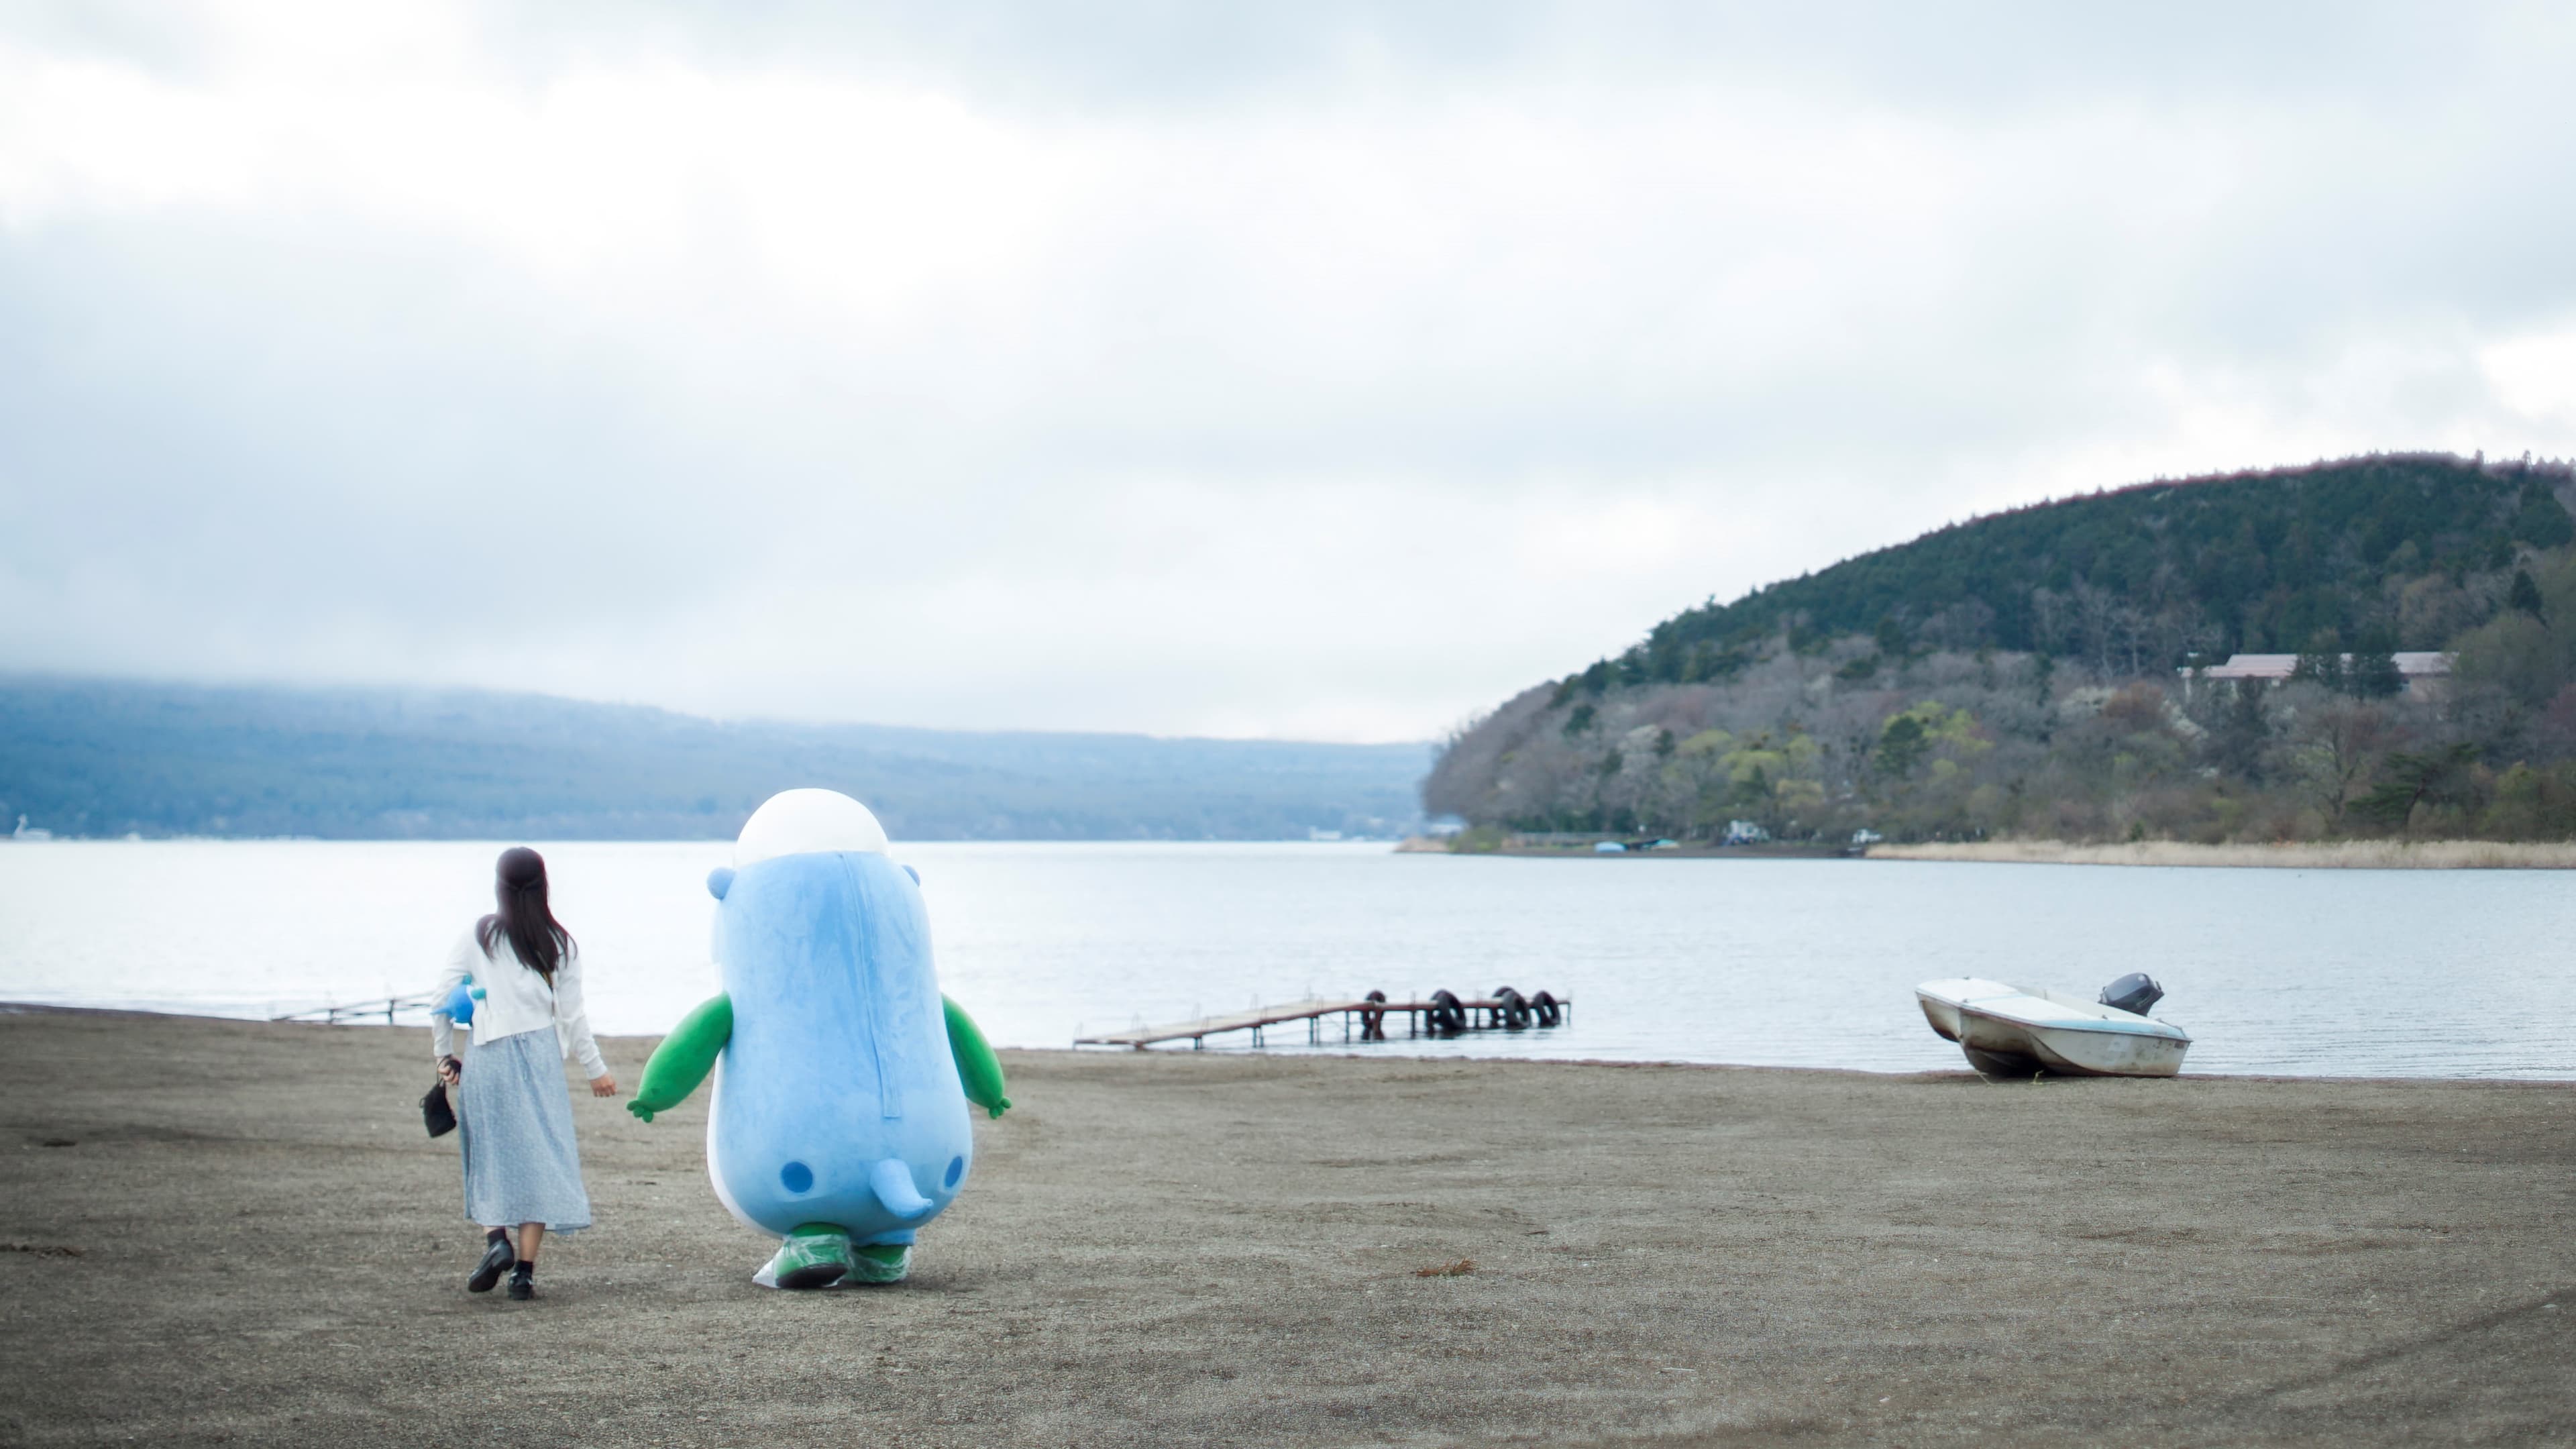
xmin=1 ymin=840 xmax=2569 ymax=1079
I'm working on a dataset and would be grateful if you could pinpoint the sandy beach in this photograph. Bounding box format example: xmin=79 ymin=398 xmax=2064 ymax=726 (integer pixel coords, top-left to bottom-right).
xmin=1 ymin=1009 xmax=2570 ymax=1447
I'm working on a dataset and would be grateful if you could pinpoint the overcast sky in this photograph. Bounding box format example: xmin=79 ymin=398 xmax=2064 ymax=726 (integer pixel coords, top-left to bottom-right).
xmin=7 ymin=3 xmax=2576 ymax=741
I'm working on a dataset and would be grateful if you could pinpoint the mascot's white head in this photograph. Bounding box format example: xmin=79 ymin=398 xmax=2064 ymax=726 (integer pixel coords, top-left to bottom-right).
xmin=735 ymin=788 xmax=888 ymax=868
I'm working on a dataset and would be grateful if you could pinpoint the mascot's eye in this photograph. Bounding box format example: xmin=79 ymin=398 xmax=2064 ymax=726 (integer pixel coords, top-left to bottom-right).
xmin=945 ymin=1156 xmax=965 ymax=1188
xmin=780 ymin=1161 xmax=814 ymax=1193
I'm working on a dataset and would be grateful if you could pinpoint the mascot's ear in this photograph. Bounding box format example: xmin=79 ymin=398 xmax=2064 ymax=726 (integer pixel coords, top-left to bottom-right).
xmin=708 ymin=866 xmax=735 ymax=900
xmin=903 ymin=865 xmax=920 ymax=885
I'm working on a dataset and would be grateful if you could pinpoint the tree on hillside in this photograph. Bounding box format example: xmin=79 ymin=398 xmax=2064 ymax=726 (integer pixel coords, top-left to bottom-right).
xmin=2454 ymin=612 xmax=2562 ymax=709
xmin=2349 ymin=743 xmax=2482 ymax=830
xmin=2200 ymin=678 xmax=2273 ymax=782
xmin=1876 ymin=714 xmax=1929 ymax=779
xmin=2278 ymin=690 xmax=2404 ymax=826
xmin=2291 ymin=635 xmax=2346 ymax=694
xmin=2510 ymin=568 xmax=2546 ymax=621
xmin=2348 ymin=626 xmax=2405 ymax=699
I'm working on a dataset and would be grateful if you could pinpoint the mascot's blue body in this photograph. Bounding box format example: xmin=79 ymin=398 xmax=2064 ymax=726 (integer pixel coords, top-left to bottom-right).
xmin=628 ymin=789 xmax=1009 ymax=1289
xmin=706 ymin=849 xmax=973 ymax=1244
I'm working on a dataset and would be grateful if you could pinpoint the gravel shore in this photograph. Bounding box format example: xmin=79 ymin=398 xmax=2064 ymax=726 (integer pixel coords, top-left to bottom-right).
xmin=1 ymin=1008 xmax=2570 ymax=1446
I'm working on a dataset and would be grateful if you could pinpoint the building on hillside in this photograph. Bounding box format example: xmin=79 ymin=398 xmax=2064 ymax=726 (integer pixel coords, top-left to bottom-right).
xmin=2180 ymin=652 xmax=2451 ymax=700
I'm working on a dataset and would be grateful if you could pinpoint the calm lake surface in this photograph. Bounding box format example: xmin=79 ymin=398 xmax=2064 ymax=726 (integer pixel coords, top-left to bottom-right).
xmin=1 ymin=840 xmax=2569 ymax=1079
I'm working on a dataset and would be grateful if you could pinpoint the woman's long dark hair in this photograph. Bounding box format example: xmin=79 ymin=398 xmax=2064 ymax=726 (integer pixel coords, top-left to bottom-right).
xmin=476 ymin=847 xmax=572 ymax=987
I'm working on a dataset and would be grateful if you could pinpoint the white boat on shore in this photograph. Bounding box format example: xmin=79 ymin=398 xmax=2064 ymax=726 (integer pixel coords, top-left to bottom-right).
xmin=1915 ymin=975 xmax=2190 ymax=1077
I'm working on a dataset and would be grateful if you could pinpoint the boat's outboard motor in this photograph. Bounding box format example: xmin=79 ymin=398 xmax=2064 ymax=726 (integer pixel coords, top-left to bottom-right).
xmin=2098 ymin=973 xmax=2164 ymax=1016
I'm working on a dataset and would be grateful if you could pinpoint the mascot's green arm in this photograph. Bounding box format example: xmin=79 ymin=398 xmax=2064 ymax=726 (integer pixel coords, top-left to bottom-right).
xmin=945 ymin=996 xmax=1010 ymax=1118
xmin=628 ymin=993 xmax=733 ymax=1123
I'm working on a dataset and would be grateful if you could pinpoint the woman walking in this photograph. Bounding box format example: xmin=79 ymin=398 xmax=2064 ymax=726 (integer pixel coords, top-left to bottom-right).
xmin=430 ymin=847 xmax=616 ymax=1301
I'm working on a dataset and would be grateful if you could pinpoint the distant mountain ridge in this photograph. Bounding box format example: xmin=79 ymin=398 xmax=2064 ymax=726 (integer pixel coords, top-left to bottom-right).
xmin=0 ymin=677 xmax=1431 ymax=841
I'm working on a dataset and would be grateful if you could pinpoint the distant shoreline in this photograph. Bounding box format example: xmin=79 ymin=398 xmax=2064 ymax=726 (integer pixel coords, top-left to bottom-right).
xmin=1399 ymin=835 xmax=2576 ymax=867
xmin=1868 ymin=839 xmax=2576 ymax=869
xmin=1399 ymin=837 xmax=1850 ymax=859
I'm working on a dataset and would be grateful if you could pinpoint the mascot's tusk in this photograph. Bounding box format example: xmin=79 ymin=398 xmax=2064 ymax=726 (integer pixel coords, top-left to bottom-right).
xmin=868 ymin=1158 xmax=934 ymax=1220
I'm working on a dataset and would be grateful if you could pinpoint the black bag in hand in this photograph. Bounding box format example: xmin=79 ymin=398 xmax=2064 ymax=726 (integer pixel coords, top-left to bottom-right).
xmin=422 ymin=1080 xmax=458 ymax=1138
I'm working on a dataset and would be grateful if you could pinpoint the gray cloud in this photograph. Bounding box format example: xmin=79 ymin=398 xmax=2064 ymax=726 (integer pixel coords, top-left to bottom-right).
xmin=5 ymin=2 xmax=2576 ymax=739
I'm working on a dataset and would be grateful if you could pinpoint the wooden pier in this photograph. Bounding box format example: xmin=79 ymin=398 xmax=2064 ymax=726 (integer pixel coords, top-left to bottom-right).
xmin=272 ymin=990 xmax=446 ymax=1025
xmin=1074 ymin=992 xmax=1570 ymax=1051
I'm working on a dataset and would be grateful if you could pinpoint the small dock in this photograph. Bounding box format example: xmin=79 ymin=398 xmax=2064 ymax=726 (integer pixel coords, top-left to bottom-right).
xmin=1074 ymin=991 xmax=1570 ymax=1051
xmin=272 ymin=991 xmax=445 ymax=1025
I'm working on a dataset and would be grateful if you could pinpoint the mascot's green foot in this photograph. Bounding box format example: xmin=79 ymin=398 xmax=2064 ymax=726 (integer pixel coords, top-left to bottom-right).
xmin=843 ymin=1243 xmax=911 ymax=1285
xmin=759 ymin=1226 xmax=853 ymax=1290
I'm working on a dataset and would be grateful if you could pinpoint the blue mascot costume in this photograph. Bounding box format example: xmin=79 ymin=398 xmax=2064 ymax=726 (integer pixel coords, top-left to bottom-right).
xmin=627 ymin=788 xmax=1010 ymax=1288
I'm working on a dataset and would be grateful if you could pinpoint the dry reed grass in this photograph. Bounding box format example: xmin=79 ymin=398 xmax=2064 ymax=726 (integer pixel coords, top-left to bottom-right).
xmin=1868 ymin=839 xmax=2576 ymax=869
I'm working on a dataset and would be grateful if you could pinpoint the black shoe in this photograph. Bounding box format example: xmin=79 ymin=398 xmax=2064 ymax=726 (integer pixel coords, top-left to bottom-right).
xmin=468 ymin=1234 xmax=516 ymax=1293
xmin=507 ymin=1266 xmax=536 ymax=1301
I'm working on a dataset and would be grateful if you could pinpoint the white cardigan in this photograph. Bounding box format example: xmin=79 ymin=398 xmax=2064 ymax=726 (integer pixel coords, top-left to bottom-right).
xmin=428 ymin=926 xmax=608 ymax=1079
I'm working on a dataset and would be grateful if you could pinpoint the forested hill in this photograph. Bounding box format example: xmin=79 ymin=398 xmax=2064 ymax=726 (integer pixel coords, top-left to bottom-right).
xmin=1426 ymin=451 xmax=2576 ymax=846
xmin=0 ymin=678 xmax=1430 ymax=841
xmin=1602 ymin=453 xmax=2575 ymax=687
